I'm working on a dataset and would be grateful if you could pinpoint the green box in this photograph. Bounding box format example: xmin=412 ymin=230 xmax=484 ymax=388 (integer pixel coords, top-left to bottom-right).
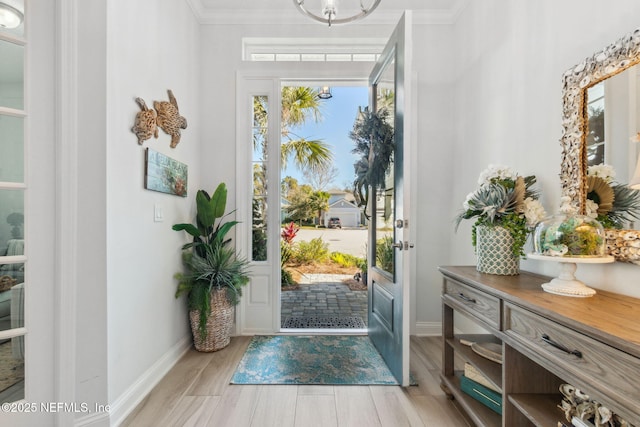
xmin=460 ymin=375 xmax=503 ymax=415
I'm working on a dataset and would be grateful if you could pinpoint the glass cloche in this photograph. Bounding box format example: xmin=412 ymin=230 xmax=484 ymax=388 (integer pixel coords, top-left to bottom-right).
xmin=533 ymin=214 xmax=606 ymax=258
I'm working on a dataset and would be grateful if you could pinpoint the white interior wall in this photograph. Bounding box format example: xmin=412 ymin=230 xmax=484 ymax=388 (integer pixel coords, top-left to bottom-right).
xmin=450 ymin=0 xmax=640 ymax=299
xmin=412 ymin=23 xmax=456 ymax=332
xmin=104 ymin=0 xmax=201 ymax=415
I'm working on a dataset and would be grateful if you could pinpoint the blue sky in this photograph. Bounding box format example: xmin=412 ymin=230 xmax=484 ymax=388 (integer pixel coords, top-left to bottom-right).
xmin=283 ymin=86 xmax=369 ymax=190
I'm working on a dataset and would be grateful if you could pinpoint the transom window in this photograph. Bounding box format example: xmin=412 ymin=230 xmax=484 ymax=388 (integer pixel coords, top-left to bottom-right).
xmin=243 ymin=37 xmax=385 ymax=62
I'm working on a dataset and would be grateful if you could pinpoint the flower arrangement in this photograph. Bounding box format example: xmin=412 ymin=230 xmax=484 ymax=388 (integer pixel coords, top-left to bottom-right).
xmin=455 ymin=164 xmax=545 ymax=257
xmin=584 ymin=164 xmax=640 ymax=229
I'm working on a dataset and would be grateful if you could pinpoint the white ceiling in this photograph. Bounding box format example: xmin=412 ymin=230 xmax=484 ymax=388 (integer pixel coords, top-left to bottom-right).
xmin=198 ymin=0 xmax=461 ymax=10
xmin=189 ymin=0 xmax=467 ymax=25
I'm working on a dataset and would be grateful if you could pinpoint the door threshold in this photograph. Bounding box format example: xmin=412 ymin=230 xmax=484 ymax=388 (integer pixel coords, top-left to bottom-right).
xmin=278 ymin=328 xmax=367 ymax=335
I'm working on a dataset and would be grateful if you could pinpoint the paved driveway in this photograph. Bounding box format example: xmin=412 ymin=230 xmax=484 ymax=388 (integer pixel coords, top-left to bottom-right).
xmin=295 ymin=227 xmax=368 ymax=257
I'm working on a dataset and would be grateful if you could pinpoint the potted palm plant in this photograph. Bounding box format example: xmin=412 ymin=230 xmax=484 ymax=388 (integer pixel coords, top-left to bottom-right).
xmin=173 ymin=183 xmax=250 ymax=352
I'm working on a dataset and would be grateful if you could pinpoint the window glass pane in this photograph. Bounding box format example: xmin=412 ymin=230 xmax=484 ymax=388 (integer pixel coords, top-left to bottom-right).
xmin=253 ymin=96 xmax=268 ymax=126
xmin=0 ymin=336 xmax=25 ymax=402
xmin=252 ymin=96 xmax=268 ymax=261
xmin=253 ymin=130 xmax=267 ymax=162
xmin=0 ymin=189 xmax=24 ymax=252
xmin=326 ymin=54 xmax=352 ymax=61
xmin=250 ymin=53 xmax=275 ymax=62
xmin=275 ymin=54 xmax=300 ymax=62
xmin=0 ymin=115 xmax=24 ymax=182
xmin=252 ymin=196 xmax=267 ymax=262
xmin=0 ymin=40 xmax=24 ymax=110
xmin=0 ymin=190 xmax=24 ymax=329
xmin=353 ymin=54 xmax=376 ymax=62
xmin=0 ymin=278 xmax=24 ymax=334
xmin=301 ymin=54 xmax=325 ymax=62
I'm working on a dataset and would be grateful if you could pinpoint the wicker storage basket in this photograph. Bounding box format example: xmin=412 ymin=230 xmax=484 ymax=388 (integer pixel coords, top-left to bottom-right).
xmin=189 ymin=288 xmax=234 ymax=352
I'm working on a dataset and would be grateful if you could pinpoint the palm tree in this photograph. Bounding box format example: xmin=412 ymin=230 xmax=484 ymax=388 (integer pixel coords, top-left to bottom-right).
xmin=253 ymin=87 xmax=333 ymax=174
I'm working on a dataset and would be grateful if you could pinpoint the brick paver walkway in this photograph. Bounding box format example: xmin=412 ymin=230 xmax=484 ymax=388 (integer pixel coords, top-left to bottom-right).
xmin=281 ymin=274 xmax=368 ymax=327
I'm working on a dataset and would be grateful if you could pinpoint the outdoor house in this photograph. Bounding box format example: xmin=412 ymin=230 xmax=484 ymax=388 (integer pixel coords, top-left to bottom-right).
xmin=323 ymin=190 xmax=362 ymax=228
xmin=1 ymin=0 xmax=640 ymax=426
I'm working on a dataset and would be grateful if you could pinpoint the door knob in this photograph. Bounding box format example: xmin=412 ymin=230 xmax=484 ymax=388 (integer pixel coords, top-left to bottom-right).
xmin=391 ymin=241 xmax=404 ymax=250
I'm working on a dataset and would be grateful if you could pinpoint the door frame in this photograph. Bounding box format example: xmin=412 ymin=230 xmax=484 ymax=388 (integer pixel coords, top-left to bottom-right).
xmin=235 ymin=63 xmax=374 ymax=335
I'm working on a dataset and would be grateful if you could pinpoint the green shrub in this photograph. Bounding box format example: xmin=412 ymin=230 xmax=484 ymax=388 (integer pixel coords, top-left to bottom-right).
xmin=356 ymin=257 xmax=368 ymax=273
xmin=291 ymin=237 xmax=329 ymax=264
xmin=281 ymin=240 xmax=293 ymax=266
xmin=330 ymin=252 xmax=363 ymax=268
xmin=376 ymin=235 xmax=394 ymax=273
xmin=281 ymin=268 xmax=295 ymax=286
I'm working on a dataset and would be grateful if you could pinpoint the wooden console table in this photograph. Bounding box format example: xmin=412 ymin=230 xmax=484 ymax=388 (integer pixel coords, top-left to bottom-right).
xmin=439 ymin=266 xmax=640 ymax=426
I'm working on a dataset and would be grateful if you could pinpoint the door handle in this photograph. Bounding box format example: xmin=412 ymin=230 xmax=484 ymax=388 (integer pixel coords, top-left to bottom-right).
xmin=541 ymin=334 xmax=583 ymax=358
xmin=391 ymin=241 xmax=414 ymax=250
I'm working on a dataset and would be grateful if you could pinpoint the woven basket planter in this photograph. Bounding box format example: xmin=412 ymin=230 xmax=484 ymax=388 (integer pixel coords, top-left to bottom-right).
xmin=189 ymin=288 xmax=234 ymax=352
xmin=476 ymin=225 xmax=520 ymax=275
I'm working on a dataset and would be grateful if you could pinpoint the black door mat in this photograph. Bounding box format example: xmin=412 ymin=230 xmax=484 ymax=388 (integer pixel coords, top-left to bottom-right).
xmin=281 ymin=316 xmax=366 ymax=329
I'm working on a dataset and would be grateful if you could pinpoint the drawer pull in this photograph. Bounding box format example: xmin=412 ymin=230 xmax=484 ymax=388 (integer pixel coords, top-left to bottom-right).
xmin=458 ymin=293 xmax=477 ymax=303
xmin=541 ymin=334 xmax=582 ymax=358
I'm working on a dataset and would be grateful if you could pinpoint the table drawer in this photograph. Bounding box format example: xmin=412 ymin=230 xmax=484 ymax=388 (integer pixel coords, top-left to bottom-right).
xmin=443 ymin=278 xmax=501 ymax=330
xmin=504 ymin=303 xmax=640 ymax=421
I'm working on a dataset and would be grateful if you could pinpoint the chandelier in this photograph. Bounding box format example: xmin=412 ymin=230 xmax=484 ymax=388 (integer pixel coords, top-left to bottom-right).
xmin=293 ymin=0 xmax=382 ymax=27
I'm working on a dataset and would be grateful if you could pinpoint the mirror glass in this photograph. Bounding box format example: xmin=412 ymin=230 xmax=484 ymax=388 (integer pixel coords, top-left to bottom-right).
xmin=373 ymin=56 xmax=395 ymax=276
xmin=585 ymin=64 xmax=640 ymax=230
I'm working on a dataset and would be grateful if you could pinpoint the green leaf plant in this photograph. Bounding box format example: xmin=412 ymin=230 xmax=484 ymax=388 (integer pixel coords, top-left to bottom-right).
xmin=173 ymin=183 xmax=250 ymax=341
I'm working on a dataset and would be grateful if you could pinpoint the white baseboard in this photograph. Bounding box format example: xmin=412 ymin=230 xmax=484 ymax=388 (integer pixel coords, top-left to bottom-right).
xmin=106 ymin=336 xmax=192 ymax=427
xmin=414 ymin=321 xmax=442 ymax=336
xmin=75 ymin=411 xmax=110 ymax=427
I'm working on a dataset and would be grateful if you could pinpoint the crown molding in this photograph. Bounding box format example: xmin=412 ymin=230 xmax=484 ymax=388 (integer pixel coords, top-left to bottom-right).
xmin=185 ymin=0 xmax=466 ymax=26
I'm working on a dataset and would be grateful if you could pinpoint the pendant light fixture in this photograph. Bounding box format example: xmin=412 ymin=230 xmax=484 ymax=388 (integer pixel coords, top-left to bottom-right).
xmin=318 ymin=86 xmax=333 ymax=99
xmin=0 ymin=2 xmax=23 ymax=29
xmin=293 ymin=0 xmax=382 ymax=27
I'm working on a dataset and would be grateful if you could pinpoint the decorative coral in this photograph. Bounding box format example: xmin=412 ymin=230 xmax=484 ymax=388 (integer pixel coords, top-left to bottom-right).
xmin=154 ymin=89 xmax=187 ymax=148
xmin=131 ymin=97 xmax=158 ymax=145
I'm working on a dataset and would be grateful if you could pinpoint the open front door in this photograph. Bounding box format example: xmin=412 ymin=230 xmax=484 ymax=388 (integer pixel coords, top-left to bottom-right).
xmin=367 ymin=12 xmax=414 ymax=386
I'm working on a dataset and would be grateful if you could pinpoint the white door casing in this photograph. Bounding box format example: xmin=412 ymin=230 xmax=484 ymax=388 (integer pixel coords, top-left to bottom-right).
xmin=235 ymin=76 xmax=282 ymax=334
xmin=235 ymin=64 xmax=372 ymax=335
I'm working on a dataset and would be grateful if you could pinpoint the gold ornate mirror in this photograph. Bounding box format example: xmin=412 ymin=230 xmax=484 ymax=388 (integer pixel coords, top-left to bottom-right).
xmin=560 ymin=27 xmax=640 ymax=263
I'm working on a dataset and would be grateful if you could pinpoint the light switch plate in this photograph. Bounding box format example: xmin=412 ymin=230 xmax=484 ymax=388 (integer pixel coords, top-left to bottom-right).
xmin=154 ymin=203 xmax=163 ymax=222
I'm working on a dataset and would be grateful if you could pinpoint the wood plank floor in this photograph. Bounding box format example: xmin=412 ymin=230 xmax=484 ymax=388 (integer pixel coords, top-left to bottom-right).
xmin=120 ymin=336 xmax=471 ymax=427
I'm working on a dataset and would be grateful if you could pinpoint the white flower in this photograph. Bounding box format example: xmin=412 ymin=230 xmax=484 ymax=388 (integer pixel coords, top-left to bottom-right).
xmin=462 ymin=191 xmax=475 ymax=210
xmin=559 ymin=196 xmax=578 ymax=215
xmin=477 ymin=164 xmax=517 ymax=186
xmin=587 ymin=164 xmax=616 ymax=183
xmin=523 ymin=198 xmax=546 ymax=228
xmin=585 ymin=199 xmax=599 ymax=219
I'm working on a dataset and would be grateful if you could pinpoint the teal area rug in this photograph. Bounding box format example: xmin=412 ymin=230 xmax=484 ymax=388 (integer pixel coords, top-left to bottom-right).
xmin=231 ymin=335 xmax=402 ymax=385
